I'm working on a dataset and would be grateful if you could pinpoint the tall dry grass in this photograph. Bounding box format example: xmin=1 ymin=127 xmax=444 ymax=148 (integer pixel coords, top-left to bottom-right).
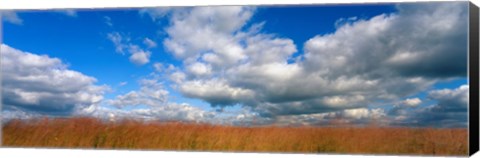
xmin=2 ymin=117 xmax=468 ymax=156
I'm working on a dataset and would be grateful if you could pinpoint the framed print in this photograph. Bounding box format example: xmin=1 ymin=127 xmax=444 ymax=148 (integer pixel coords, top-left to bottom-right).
xmin=1 ymin=1 xmax=479 ymax=157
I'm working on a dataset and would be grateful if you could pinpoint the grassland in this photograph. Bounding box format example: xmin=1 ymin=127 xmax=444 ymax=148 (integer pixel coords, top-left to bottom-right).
xmin=1 ymin=117 xmax=468 ymax=156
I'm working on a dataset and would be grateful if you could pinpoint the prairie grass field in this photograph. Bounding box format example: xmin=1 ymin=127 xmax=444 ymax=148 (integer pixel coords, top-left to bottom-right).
xmin=2 ymin=117 xmax=468 ymax=156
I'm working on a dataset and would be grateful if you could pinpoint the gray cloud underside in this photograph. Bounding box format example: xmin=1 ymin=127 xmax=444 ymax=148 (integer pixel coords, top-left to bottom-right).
xmin=389 ymin=85 xmax=469 ymax=128
xmin=1 ymin=44 xmax=107 ymax=116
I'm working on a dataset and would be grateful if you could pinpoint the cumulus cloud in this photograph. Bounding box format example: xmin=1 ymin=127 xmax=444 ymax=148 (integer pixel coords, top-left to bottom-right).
xmin=104 ymin=16 xmax=113 ymax=27
xmin=1 ymin=44 xmax=108 ymax=116
xmin=1 ymin=11 xmax=23 ymax=25
xmin=303 ymin=2 xmax=467 ymax=79
xmin=153 ymin=62 xmax=163 ymax=72
xmin=387 ymin=97 xmax=422 ymax=119
xmin=5 ymin=3 xmax=466 ymax=127
xmin=130 ymin=103 xmax=216 ymax=122
xmin=162 ymin=6 xmax=254 ymax=65
xmin=99 ymin=75 xmax=218 ymax=123
xmin=129 ymin=49 xmax=151 ymax=66
xmin=270 ymin=108 xmax=387 ymax=126
xmin=400 ymin=98 xmax=422 ymax=107
xmin=179 ymin=79 xmax=255 ymax=107
xmin=55 ymin=9 xmax=77 ymax=17
xmin=107 ymin=32 xmax=152 ymax=65
xmin=390 ymin=85 xmax=468 ymax=127
xmin=1 ymin=108 xmax=42 ymax=123
xmin=108 ymin=78 xmax=168 ymax=108
xmin=154 ymin=2 xmax=468 ymax=127
xmin=428 ymin=85 xmax=469 ymax=111
xmin=186 ymin=62 xmax=212 ymax=77
xmin=143 ymin=38 xmax=157 ymax=48
xmin=119 ymin=81 xmax=128 ymax=86
xmin=78 ymin=102 xmax=216 ymax=123
xmin=334 ymin=16 xmax=358 ymax=28
xmin=107 ymin=32 xmax=127 ymax=53
xmin=139 ymin=7 xmax=173 ymax=21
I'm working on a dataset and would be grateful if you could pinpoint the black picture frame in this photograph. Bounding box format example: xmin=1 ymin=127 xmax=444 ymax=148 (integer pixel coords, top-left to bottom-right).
xmin=469 ymin=2 xmax=479 ymax=156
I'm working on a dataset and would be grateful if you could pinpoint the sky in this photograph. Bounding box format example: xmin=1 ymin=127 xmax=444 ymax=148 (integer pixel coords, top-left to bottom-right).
xmin=0 ymin=1 xmax=470 ymax=128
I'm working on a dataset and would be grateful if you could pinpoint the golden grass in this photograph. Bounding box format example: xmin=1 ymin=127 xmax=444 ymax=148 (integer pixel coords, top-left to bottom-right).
xmin=2 ymin=117 xmax=468 ymax=156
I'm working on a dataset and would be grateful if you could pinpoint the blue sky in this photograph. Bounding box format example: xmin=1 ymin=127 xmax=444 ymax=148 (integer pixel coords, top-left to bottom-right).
xmin=1 ymin=2 xmax=470 ymax=127
xmin=3 ymin=4 xmax=398 ymax=87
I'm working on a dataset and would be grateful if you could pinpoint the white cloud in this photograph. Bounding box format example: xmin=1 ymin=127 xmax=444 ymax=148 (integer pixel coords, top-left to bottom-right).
xmin=107 ymin=32 xmax=127 ymax=53
xmin=428 ymin=84 xmax=469 ymax=110
xmin=130 ymin=103 xmax=216 ymax=122
xmin=1 ymin=44 xmax=108 ymax=116
xmin=341 ymin=108 xmax=373 ymax=120
xmin=96 ymin=75 xmax=218 ymax=123
xmin=304 ymin=2 xmax=467 ymax=79
xmin=77 ymin=101 xmax=217 ymax=123
xmin=387 ymin=97 xmax=422 ymax=118
xmin=152 ymin=62 xmax=176 ymax=73
xmin=129 ymin=50 xmax=151 ymax=65
xmin=1 ymin=11 xmax=23 ymax=25
xmin=389 ymin=85 xmax=468 ymax=127
xmin=179 ymin=79 xmax=255 ymax=107
xmin=163 ymin=6 xmax=254 ymax=65
xmin=1 ymin=108 xmax=41 ymax=123
xmin=186 ymin=62 xmax=211 ymax=77
xmin=400 ymin=98 xmax=422 ymax=107
xmin=334 ymin=16 xmax=358 ymax=28
xmin=10 ymin=2 xmax=461 ymax=127
xmin=243 ymin=34 xmax=297 ymax=65
xmin=107 ymin=32 xmax=152 ymax=65
xmin=153 ymin=62 xmax=163 ymax=72
xmin=143 ymin=38 xmax=157 ymax=48
xmin=169 ymin=71 xmax=186 ymax=84
xmin=104 ymin=16 xmax=113 ymax=26
xmin=155 ymin=3 xmax=467 ymax=127
xmin=108 ymin=78 xmax=168 ymax=108
xmin=56 ymin=9 xmax=77 ymax=17
xmin=271 ymin=108 xmax=387 ymax=126
xmin=119 ymin=81 xmax=128 ymax=86
xmin=139 ymin=7 xmax=173 ymax=21
xmin=321 ymin=95 xmax=366 ymax=107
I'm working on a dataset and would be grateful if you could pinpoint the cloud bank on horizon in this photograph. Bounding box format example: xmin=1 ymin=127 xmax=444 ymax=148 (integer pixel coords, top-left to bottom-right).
xmin=1 ymin=2 xmax=470 ymax=127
